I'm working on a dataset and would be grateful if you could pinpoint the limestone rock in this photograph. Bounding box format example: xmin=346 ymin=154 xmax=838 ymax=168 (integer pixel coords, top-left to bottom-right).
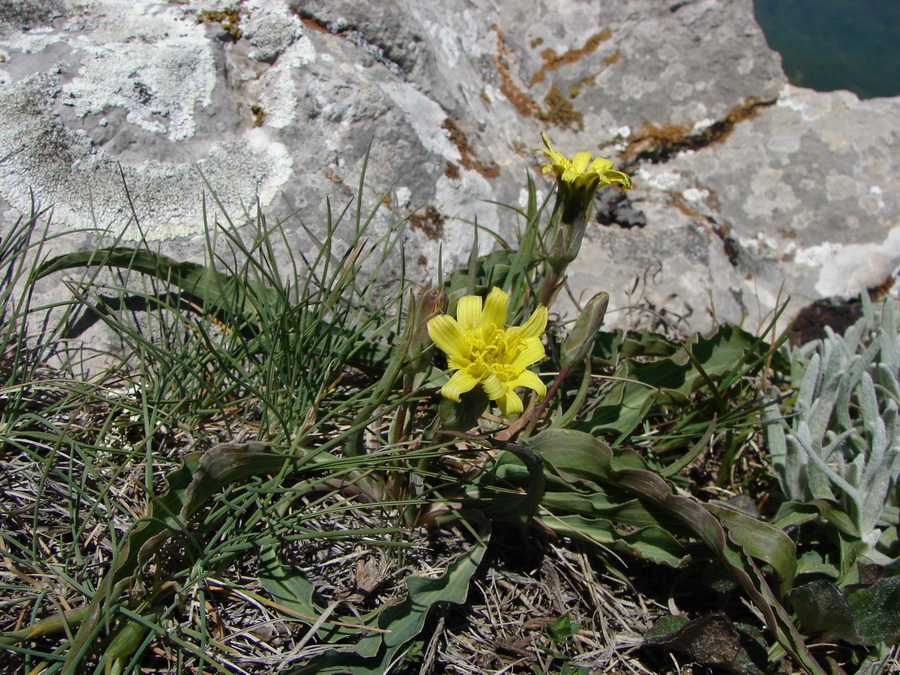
xmin=0 ymin=0 xmax=896 ymax=337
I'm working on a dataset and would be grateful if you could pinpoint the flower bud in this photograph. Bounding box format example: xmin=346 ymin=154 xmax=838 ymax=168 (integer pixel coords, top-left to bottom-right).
xmin=562 ymin=291 xmax=609 ymax=368
xmin=404 ymin=286 xmax=447 ymax=376
xmin=537 ymin=131 xmax=631 ymax=272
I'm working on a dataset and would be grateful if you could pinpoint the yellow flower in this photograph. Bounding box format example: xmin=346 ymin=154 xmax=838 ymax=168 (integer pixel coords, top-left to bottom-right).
xmin=427 ymin=287 xmax=548 ymax=416
xmin=538 ymin=130 xmax=632 ymax=192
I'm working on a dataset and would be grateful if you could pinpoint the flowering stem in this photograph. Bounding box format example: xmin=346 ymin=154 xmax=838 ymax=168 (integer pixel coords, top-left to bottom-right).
xmin=538 ymin=265 xmax=562 ymax=307
xmin=496 ymin=362 xmax=573 ymax=441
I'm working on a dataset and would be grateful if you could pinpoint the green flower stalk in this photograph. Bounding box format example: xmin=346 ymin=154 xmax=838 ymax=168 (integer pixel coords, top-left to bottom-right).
xmin=537 ymin=132 xmax=632 ymax=299
xmin=427 ymin=287 xmax=548 ymax=417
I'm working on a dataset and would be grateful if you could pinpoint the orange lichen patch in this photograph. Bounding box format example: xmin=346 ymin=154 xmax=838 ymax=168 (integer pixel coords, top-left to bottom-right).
xmin=621 ymin=120 xmax=693 ymax=161
xmin=409 ymin=205 xmax=445 ymax=240
xmin=196 ymin=8 xmax=242 ymax=40
xmin=530 ymin=27 xmax=612 ymax=85
xmin=298 ymin=16 xmax=331 ymax=33
xmin=442 ymin=117 xmax=501 ymax=178
xmin=530 ymin=36 xmax=544 ymax=48
xmin=537 ymin=85 xmax=582 ymax=131
xmin=623 ymin=98 xmax=775 ymax=162
xmin=604 ymin=50 xmax=621 ymax=66
xmin=445 ymin=162 xmax=460 ymax=180
xmin=491 ymin=25 xmax=540 ymax=118
xmin=870 ymin=275 xmax=896 ymax=300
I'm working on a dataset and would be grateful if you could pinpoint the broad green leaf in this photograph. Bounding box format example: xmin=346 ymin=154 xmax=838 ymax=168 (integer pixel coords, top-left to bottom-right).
xmin=526 ymin=428 xmax=827 ymax=675
xmin=706 ymin=502 xmax=798 ymax=591
xmin=548 ymin=515 xmax=692 ymax=566
xmin=645 ymin=613 xmax=742 ymax=666
xmin=645 ymin=614 xmax=767 ymax=674
xmin=788 ymin=580 xmax=861 ymax=643
xmin=847 ymin=575 xmax=900 ymax=645
xmin=299 ymin=537 xmax=488 ymax=674
xmin=579 ymin=324 xmax=772 ymax=437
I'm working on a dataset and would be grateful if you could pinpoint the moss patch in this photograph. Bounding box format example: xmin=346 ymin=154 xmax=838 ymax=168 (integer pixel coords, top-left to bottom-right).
xmin=195 ymin=8 xmax=242 ymax=40
xmin=537 ymin=85 xmax=582 ymax=131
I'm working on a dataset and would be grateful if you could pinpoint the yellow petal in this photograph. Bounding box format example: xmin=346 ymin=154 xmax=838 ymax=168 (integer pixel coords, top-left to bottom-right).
xmin=448 ymin=355 xmax=471 ymax=371
xmin=510 ymin=337 xmax=546 ymax=369
xmin=496 ymin=389 xmax=524 ymax=416
xmin=480 ymin=373 xmax=507 ymax=401
xmin=562 ymin=167 xmax=579 ymax=183
xmin=605 ymin=169 xmax=632 ymax=189
xmin=588 ymin=157 xmax=614 ymax=174
xmin=481 ymin=287 xmax=509 ymax=329
xmin=456 ymin=295 xmax=482 ymax=331
xmin=572 ymin=152 xmax=592 ymax=173
xmin=506 ymin=369 xmax=546 ymax=399
xmin=539 ymin=130 xmax=555 ymax=153
xmin=509 ymin=305 xmax=548 ymax=340
xmin=441 ymin=369 xmax=479 ymax=402
xmin=427 ymin=315 xmax=468 ymax=360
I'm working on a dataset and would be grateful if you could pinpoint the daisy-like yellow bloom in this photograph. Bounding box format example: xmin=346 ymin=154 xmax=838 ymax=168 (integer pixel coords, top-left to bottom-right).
xmin=427 ymin=287 xmax=548 ymax=416
xmin=538 ymin=130 xmax=632 ymax=193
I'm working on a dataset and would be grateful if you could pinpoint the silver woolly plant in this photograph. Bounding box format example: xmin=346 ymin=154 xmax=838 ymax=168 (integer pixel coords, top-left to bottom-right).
xmin=765 ymin=294 xmax=899 ymax=557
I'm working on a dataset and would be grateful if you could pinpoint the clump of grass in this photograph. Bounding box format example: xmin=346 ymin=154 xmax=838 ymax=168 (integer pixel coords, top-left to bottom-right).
xmin=0 ymin=138 xmax=897 ymax=675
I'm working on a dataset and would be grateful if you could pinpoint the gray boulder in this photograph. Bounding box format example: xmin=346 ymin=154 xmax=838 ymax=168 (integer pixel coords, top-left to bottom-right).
xmin=0 ymin=0 xmax=896 ymax=337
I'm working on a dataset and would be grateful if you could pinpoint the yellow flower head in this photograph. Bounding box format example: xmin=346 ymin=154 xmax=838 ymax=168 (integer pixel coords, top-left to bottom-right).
xmin=427 ymin=287 xmax=548 ymax=416
xmin=537 ymin=130 xmax=632 ymax=192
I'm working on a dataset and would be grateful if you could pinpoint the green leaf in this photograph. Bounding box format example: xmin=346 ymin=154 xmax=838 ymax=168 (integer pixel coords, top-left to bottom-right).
xmin=645 ymin=614 xmax=768 ymax=674
xmin=788 ymin=580 xmax=861 ymax=643
xmin=300 ymin=536 xmax=488 ymax=674
xmin=645 ymin=613 xmax=742 ymax=667
xmin=257 ymin=546 xmax=319 ymax=620
xmin=547 ymin=613 xmax=581 ymax=643
xmin=62 ymin=442 xmax=289 ymax=671
xmin=847 ymin=575 xmax=900 ymax=645
xmin=31 ymin=247 xmax=392 ymax=374
xmin=526 ymin=428 xmax=827 ymax=675
xmin=706 ymin=502 xmax=798 ymax=591
xmin=579 ymin=324 xmax=771 ymax=438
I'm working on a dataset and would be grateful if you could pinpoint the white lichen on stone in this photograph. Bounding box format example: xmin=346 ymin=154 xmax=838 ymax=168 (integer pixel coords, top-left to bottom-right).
xmin=243 ymin=0 xmax=305 ymax=62
xmin=258 ymin=35 xmax=318 ymax=128
xmin=62 ymin=37 xmax=215 ymax=141
xmin=7 ymin=0 xmax=218 ymax=142
xmin=743 ymin=167 xmax=800 ymax=218
xmin=682 ymin=187 xmax=709 ymax=203
xmin=0 ymin=69 xmax=293 ymax=240
xmin=794 ymin=226 xmax=900 ymax=297
xmin=378 ymin=80 xmax=462 ymax=161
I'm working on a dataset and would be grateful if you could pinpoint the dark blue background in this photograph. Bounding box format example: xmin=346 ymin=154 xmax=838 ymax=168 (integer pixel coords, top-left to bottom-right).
xmin=754 ymin=0 xmax=900 ymax=99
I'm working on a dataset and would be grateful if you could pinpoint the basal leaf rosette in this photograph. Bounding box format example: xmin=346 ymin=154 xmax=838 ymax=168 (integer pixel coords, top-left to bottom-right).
xmin=427 ymin=287 xmax=547 ymax=417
